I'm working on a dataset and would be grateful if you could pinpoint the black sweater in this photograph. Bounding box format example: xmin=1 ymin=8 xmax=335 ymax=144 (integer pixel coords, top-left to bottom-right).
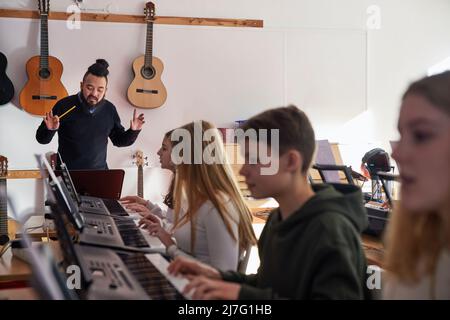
xmin=221 ymin=184 xmax=371 ymax=300
xmin=36 ymin=94 xmax=140 ymax=170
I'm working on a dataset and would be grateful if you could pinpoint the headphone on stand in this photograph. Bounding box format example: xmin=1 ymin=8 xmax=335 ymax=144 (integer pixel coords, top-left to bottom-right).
xmin=360 ymin=148 xmax=391 ymax=180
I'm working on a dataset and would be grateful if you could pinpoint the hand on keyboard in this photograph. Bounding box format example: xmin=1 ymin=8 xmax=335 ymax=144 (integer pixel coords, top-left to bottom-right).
xmin=124 ymin=203 xmax=150 ymax=216
xmin=120 ymin=195 xmax=148 ymax=206
xmin=139 ymin=214 xmax=174 ymax=247
xmin=126 ymin=213 xmax=142 ymax=221
xmin=183 ymin=276 xmax=241 ymax=300
xmin=167 ymin=256 xmax=221 ymax=279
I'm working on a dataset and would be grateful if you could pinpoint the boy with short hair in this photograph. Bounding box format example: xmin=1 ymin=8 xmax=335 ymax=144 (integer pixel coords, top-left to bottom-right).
xmin=168 ymin=105 xmax=370 ymax=299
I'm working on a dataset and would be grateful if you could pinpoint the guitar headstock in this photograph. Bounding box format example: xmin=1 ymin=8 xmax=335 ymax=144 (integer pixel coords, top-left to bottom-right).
xmin=133 ymin=150 xmax=148 ymax=168
xmin=0 ymin=156 xmax=8 ymax=178
xmin=38 ymin=0 xmax=50 ymax=15
xmin=144 ymin=2 xmax=155 ymax=22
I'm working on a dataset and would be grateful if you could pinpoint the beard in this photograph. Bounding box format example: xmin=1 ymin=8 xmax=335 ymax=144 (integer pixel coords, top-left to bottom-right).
xmin=80 ymin=92 xmax=105 ymax=108
xmin=86 ymin=95 xmax=99 ymax=106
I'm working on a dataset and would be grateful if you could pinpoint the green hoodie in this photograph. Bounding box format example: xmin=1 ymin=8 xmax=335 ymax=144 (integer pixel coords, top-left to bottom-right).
xmin=221 ymin=183 xmax=371 ymax=299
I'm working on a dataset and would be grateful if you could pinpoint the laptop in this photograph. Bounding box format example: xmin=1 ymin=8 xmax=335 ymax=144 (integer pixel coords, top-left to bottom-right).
xmin=57 ymin=169 xmax=125 ymax=200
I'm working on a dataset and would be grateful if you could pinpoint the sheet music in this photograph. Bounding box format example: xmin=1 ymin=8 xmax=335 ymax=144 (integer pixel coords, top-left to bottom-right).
xmin=315 ymin=140 xmax=340 ymax=182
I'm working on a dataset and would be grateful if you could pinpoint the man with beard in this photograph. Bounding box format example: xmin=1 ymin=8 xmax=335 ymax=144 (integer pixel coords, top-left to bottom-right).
xmin=36 ymin=59 xmax=145 ymax=170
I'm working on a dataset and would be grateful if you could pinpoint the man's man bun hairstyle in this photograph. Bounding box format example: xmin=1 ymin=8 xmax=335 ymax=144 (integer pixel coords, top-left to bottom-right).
xmin=88 ymin=59 xmax=109 ymax=77
xmin=83 ymin=58 xmax=110 ymax=82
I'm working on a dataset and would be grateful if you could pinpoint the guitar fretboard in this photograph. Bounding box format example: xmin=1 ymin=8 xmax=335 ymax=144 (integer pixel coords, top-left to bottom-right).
xmin=0 ymin=179 xmax=8 ymax=238
xmin=144 ymin=21 xmax=154 ymax=68
xmin=40 ymin=13 xmax=49 ymax=71
xmin=138 ymin=166 xmax=144 ymax=198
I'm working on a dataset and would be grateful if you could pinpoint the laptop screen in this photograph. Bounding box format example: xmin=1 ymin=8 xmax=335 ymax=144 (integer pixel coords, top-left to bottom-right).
xmin=55 ymin=167 xmax=125 ymax=200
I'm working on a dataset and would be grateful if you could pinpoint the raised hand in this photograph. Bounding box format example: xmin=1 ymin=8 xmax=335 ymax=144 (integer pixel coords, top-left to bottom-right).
xmin=130 ymin=109 xmax=145 ymax=131
xmin=44 ymin=111 xmax=60 ymax=130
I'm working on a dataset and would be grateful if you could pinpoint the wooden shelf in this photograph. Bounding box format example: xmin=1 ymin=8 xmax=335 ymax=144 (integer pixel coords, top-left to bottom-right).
xmin=0 ymin=8 xmax=263 ymax=28
xmin=6 ymin=170 xmax=42 ymax=180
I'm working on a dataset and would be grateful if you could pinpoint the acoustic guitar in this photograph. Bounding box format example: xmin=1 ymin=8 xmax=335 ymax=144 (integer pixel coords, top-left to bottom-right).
xmin=0 ymin=156 xmax=20 ymax=251
xmin=19 ymin=0 xmax=68 ymax=116
xmin=127 ymin=2 xmax=167 ymax=109
xmin=0 ymin=52 xmax=14 ymax=105
xmin=133 ymin=150 xmax=148 ymax=198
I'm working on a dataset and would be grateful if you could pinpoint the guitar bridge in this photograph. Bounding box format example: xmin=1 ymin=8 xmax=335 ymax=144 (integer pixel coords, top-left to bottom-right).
xmin=136 ymin=89 xmax=158 ymax=94
xmin=32 ymin=95 xmax=58 ymax=100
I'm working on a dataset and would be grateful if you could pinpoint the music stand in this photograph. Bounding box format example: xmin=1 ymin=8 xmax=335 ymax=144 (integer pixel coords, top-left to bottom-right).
xmin=314 ymin=140 xmax=341 ymax=183
xmin=312 ymin=164 xmax=355 ymax=185
xmin=55 ymin=169 xmax=125 ymax=200
xmin=376 ymin=171 xmax=399 ymax=207
xmin=311 ymin=140 xmax=367 ymax=185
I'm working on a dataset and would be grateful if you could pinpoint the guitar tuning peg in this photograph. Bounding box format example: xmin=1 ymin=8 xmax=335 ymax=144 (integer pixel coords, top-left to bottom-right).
xmin=144 ymin=156 xmax=148 ymax=160
xmin=145 ymin=162 xmax=149 ymax=166
xmin=132 ymin=154 xmax=136 ymax=159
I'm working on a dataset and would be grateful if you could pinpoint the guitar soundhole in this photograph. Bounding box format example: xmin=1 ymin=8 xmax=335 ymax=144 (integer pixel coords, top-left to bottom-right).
xmin=141 ymin=66 xmax=155 ymax=80
xmin=39 ymin=68 xmax=51 ymax=79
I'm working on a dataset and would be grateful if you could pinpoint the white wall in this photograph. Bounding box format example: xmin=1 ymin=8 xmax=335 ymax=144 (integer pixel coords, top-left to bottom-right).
xmin=1 ymin=0 xmax=449 ymax=216
xmin=336 ymin=0 xmax=450 ymax=170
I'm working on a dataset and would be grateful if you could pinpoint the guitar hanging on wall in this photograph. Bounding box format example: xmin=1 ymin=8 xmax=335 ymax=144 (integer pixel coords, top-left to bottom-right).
xmin=133 ymin=150 xmax=148 ymax=198
xmin=19 ymin=0 xmax=68 ymax=116
xmin=0 ymin=52 xmax=15 ymax=105
xmin=127 ymin=2 xmax=167 ymax=109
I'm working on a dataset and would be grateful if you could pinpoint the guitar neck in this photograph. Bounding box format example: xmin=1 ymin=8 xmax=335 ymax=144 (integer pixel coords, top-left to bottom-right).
xmin=144 ymin=21 xmax=153 ymax=68
xmin=0 ymin=179 xmax=8 ymax=244
xmin=137 ymin=166 xmax=144 ymax=198
xmin=40 ymin=13 xmax=49 ymax=70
